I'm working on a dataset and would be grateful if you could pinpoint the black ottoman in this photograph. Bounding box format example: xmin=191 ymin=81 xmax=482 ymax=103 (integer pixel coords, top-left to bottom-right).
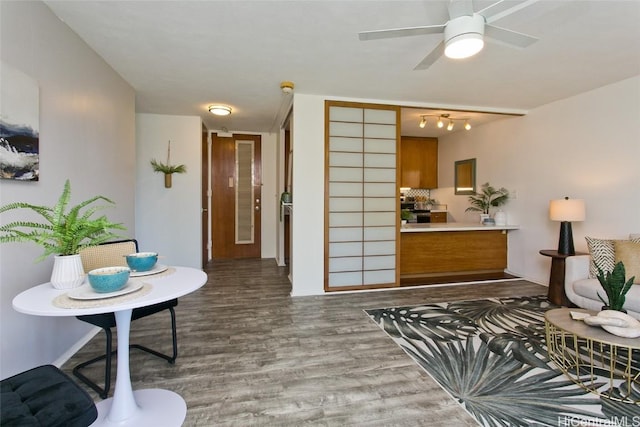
xmin=1 ymin=365 xmax=97 ymax=427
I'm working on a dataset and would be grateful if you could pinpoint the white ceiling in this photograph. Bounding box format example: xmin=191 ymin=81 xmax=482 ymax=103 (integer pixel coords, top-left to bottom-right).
xmin=44 ymin=0 xmax=640 ymax=137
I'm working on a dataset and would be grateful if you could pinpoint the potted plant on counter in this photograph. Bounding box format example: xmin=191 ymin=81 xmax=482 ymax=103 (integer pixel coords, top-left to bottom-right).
xmin=465 ymin=182 xmax=509 ymax=224
xmin=0 ymin=179 xmax=126 ymax=289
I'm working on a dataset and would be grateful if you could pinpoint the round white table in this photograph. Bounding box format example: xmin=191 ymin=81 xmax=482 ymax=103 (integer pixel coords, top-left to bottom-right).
xmin=13 ymin=266 xmax=207 ymax=427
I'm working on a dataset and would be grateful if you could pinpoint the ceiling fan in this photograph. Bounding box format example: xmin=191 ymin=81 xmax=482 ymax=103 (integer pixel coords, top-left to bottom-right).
xmin=358 ymin=0 xmax=539 ymax=70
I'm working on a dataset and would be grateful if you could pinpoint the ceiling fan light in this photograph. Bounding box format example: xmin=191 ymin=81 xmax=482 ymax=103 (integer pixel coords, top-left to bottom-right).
xmin=419 ymin=117 xmax=427 ymax=128
xmin=445 ymin=34 xmax=484 ymax=59
xmin=208 ymin=105 xmax=232 ymax=116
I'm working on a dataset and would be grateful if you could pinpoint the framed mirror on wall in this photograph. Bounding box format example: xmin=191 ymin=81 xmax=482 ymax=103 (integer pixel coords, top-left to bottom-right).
xmin=455 ymin=158 xmax=476 ymax=195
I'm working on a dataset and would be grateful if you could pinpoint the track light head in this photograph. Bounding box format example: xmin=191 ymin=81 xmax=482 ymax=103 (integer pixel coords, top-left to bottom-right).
xmin=419 ymin=116 xmax=427 ymax=128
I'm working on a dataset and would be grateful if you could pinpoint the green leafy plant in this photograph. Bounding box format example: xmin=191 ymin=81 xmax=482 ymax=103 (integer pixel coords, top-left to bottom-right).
xmin=401 ymin=209 xmax=413 ymax=221
xmin=150 ymin=140 xmax=186 ymax=174
xmin=465 ymin=182 xmax=509 ymax=215
xmin=596 ymin=261 xmax=635 ymax=311
xmin=0 ymin=179 xmax=126 ymax=261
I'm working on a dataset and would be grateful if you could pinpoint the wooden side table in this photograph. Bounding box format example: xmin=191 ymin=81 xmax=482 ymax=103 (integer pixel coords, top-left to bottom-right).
xmin=539 ymin=249 xmax=587 ymax=306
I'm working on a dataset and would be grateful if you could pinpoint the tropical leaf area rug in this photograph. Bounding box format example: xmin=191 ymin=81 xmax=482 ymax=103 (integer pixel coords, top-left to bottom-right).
xmin=365 ymin=296 xmax=640 ymax=427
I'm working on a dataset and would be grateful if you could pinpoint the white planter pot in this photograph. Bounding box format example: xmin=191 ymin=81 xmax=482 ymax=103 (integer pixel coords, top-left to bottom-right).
xmin=494 ymin=210 xmax=507 ymax=226
xmin=50 ymin=254 xmax=85 ymax=289
xmin=479 ymin=213 xmax=490 ymax=224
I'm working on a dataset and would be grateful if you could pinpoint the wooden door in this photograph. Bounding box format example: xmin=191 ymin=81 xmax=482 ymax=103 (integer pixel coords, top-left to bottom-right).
xmin=211 ymin=133 xmax=261 ymax=258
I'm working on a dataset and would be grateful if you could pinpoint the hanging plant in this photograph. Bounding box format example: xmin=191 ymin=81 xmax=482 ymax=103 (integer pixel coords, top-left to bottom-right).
xmin=150 ymin=140 xmax=186 ymax=188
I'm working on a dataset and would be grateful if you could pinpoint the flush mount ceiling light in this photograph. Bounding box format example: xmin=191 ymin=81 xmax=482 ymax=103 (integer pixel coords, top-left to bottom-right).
xmin=418 ymin=113 xmax=472 ymax=132
xmin=444 ymin=14 xmax=485 ymax=59
xmin=208 ymin=105 xmax=232 ymax=116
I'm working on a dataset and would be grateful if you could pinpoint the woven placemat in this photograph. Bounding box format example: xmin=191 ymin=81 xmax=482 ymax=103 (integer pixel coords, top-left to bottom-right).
xmin=53 ymin=282 xmax=153 ymax=309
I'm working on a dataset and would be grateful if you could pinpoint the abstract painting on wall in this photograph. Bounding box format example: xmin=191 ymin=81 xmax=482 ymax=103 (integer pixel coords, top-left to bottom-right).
xmin=0 ymin=62 xmax=39 ymax=181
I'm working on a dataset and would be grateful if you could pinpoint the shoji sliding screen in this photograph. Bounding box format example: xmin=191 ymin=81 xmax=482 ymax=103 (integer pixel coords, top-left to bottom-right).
xmin=325 ymin=101 xmax=400 ymax=291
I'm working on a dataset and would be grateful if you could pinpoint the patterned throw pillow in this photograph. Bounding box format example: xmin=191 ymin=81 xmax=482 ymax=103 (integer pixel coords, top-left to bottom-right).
xmin=614 ymin=240 xmax=640 ymax=284
xmin=586 ymin=236 xmax=640 ymax=278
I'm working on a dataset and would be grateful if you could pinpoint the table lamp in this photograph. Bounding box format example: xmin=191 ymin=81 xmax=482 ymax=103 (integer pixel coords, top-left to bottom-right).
xmin=549 ymin=197 xmax=586 ymax=255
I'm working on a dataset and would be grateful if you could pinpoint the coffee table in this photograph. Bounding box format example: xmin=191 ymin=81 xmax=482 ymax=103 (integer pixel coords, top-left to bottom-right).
xmin=545 ymin=308 xmax=639 ymax=404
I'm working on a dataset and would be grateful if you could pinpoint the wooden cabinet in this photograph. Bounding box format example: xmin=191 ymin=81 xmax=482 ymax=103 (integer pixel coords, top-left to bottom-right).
xmin=430 ymin=212 xmax=447 ymax=223
xmin=401 ymin=136 xmax=438 ymax=188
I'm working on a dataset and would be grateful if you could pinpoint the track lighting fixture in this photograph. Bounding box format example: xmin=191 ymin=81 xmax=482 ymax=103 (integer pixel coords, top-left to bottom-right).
xmin=417 ymin=113 xmax=471 ymax=132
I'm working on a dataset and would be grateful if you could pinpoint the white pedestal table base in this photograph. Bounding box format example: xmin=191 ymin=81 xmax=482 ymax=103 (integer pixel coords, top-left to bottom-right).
xmin=92 ymin=389 xmax=186 ymax=426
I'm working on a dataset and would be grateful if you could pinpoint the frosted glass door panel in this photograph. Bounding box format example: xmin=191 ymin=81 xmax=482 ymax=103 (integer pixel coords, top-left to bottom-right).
xmin=364 ymin=226 xmax=396 ymax=241
xmin=329 ymin=122 xmax=362 ymax=138
xmin=364 ymin=153 xmax=396 ymax=168
xmin=329 ymin=272 xmax=363 ymax=287
xmin=364 ymin=198 xmax=396 ymax=211
xmin=364 ymin=109 xmax=396 ymax=124
xmin=329 ymin=227 xmax=363 ymax=242
xmin=329 ymin=212 xmax=363 ymax=227
xmin=330 ymin=137 xmax=363 ymax=152
xmin=364 ymin=270 xmax=395 ymax=285
xmin=364 ymin=183 xmax=396 ymax=197
xmin=329 ymin=257 xmax=363 ymax=272
xmin=330 ymin=152 xmax=363 ymax=167
xmin=364 ymin=139 xmax=396 ymax=153
xmin=364 ymin=124 xmax=396 ymax=139
xmin=364 ymin=241 xmax=395 ymax=256
xmin=329 ymin=198 xmax=362 ymax=212
xmin=329 ymin=182 xmax=363 ymax=197
xmin=364 ymin=168 xmax=396 ymax=182
xmin=329 ymin=242 xmax=363 ymax=257
xmin=330 ymin=167 xmax=363 ymax=182
xmin=363 ymin=255 xmax=395 ymax=270
xmin=364 ymin=212 xmax=395 ymax=226
xmin=330 ymin=106 xmax=363 ymax=122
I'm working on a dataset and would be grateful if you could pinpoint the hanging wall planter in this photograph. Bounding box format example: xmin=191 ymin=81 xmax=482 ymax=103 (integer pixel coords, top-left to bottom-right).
xmin=150 ymin=140 xmax=187 ymax=188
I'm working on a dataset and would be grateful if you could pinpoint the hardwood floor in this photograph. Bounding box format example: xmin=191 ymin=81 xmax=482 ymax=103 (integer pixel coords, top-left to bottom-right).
xmin=62 ymin=259 xmax=547 ymax=426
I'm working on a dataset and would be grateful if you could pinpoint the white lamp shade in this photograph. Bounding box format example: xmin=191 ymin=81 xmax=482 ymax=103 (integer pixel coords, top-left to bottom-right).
xmin=549 ymin=198 xmax=585 ymax=222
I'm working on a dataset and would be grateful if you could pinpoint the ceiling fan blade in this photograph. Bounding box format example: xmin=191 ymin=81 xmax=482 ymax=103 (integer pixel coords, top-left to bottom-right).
xmin=448 ymin=0 xmax=474 ymax=19
xmin=485 ymin=24 xmax=538 ymax=48
xmin=413 ymin=41 xmax=445 ymax=70
xmin=480 ymin=0 xmax=539 ymax=24
xmin=358 ymin=24 xmax=445 ymax=41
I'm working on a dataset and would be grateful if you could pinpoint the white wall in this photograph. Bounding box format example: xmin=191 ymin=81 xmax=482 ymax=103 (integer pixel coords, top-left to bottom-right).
xmin=290 ymin=95 xmax=326 ymax=296
xmin=135 ymin=114 xmax=202 ymax=268
xmin=434 ymin=75 xmax=640 ymax=285
xmin=289 ymin=77 xmax=640 ymax=296
xmin=0 ymin=1 xmax=135 ymax=379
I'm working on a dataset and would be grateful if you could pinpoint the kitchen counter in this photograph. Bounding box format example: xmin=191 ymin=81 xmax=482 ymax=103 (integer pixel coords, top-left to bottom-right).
xmin=400 ymin=225 xmax=517 ymax=279
xmin=401 ymin=222 xmax=519 ymax=232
